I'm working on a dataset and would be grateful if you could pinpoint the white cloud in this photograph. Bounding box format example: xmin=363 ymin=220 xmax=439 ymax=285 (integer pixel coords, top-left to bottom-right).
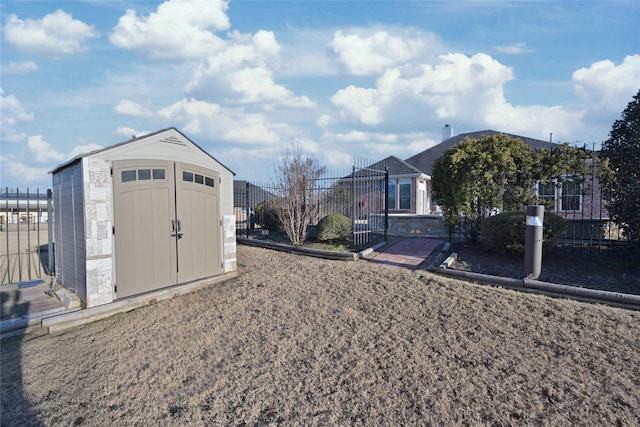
xmin=0 ymin=89 xmax=33 ymax=143
xmin=2 ymin=10 xmax=98 ymax=56
xmin=334 ymin=130 xmax=398 ymax=144
xmin=329 ymin=52 xmax=587 ymax=141
xmin=110 ymin=0 xmax=230 ymax=60
xmin=158 ymin=97 xmax=294 ymax=145
xmin=495 ymin=42 xmax=535 ymax=54
xmin=114 ymin=100 xmax=154 ymax=118
xmin=115 ymin=127 xmax=150 ymax=138
xmin=185 ymin=30 xmax=315 ymax=109
xmin=332 ymin=85 xmax=384 ymax=125
xmin=319 ymin=130 xmax=436 ymax=163
xmin=68 ymin=143 xmax=103 ymax=158
xmin=0 ymin=61 xmax=38 ymax=74
xmin=316 ymin=114 xmax=332 ymax=128
xmin=329 ymin=29 xmax=438 ymax=76
xmin=332 ymin=53 xmax=514 ymax=126
xmin=0 ymin=156 xmax=51 ymax=184
xmin=27 ymin=135 xmax=65 ymax=163
xmin=573 ymin=55 xmax=640 ymax=112
xmin=321 ymin=148 xmax=352 ymax=169
xmin=483 ymin=104 xmax=586 ymax=142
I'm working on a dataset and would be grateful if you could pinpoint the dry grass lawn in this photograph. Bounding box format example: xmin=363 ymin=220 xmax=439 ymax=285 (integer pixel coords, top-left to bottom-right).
xmin=1 ymin=245 xmax=639 ymax=426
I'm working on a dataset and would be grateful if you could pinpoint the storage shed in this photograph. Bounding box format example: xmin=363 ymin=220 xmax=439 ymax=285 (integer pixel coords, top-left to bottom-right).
xmin=50 ymin=128 xmax=236 ymax=308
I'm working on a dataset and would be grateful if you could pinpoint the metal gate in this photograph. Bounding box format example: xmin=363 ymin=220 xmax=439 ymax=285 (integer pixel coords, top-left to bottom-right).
xmin=234 ymin=159 xmax=388 ymax=245
xmin=1 ymin=187 xmax=54 ymax=285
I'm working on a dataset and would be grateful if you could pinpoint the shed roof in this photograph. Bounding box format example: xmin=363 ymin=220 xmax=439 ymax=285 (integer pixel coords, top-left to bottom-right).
xmin=405 ymin=130 xmax=559 ymax=176
xmin=50 ymin=127 xmax=235 ymax=176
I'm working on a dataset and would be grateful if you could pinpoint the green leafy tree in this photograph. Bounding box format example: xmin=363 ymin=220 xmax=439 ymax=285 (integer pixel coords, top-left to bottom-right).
xmin=432 ymin=134 xmax=592 ymax=243
xmin=599 ymin=89 xmax=640 ymax=247
xmin=432 ymin=134 xmax=537 ymax=243
xmin=272 ymin=143 xmax=326 ymax=246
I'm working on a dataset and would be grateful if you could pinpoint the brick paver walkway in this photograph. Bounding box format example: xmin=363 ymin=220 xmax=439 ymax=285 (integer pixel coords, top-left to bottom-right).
xmin=370 ymin=238 xmax=445 ymax=269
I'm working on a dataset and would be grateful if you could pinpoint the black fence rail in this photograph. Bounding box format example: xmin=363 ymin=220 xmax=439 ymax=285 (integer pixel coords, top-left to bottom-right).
xmin=234 ymin=159 xmax=388 ymax=245
xmin=448 ymin=143 xmax=626 ymax=251
xmin=1 ymin=187 xmax=54 ymax=285
xmin=540 ymin=143 xmax=624 ymax=250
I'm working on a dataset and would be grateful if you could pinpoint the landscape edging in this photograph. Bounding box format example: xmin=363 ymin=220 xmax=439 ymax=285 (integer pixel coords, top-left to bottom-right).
xmin=434 ymin=265 xmax=640 ymax=310
xmin=237 ymin=237 xmax=363 ymax=261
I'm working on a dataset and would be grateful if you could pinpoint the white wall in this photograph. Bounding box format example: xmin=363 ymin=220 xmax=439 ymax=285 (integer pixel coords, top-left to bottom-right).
xmin=82 ymin=157 xmax=115 ymax=307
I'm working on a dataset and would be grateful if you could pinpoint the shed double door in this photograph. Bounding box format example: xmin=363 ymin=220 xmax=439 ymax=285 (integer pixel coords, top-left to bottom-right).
xmin=113 ymin=160 xmax=221 ymax=298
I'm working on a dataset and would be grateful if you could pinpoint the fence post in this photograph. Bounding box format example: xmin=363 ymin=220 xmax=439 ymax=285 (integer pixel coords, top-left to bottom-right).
xmin=48 ymin=188 xmax=54 ymax=276
xmin=4 ymin=187 xmax=11 ymax=284
xmin=245 ymin=181 xmax=250 ymax=238
xmin=352 ymin=166 xmax=356 ymax=245
xmin=37 ymin=188 xmax=41 ymax=278
xmin=384 ymin=168 xmax=389 ymax=241
xmin=16 ymin=187 xmax=22 ymax=281
xmin=27 ymin=187 xmax=32 ymax=280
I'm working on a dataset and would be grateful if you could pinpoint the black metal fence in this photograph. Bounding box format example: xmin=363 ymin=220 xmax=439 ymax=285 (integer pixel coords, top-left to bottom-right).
xmin=448 ymin=143 xmax=626 ymax=250
xmin=539 ymin=143 xmax=624 ymax=250
xmin=1 ymin=188 xmax=54 ymax=285
xmin=234 ymin=159 xmax=388 ymax=245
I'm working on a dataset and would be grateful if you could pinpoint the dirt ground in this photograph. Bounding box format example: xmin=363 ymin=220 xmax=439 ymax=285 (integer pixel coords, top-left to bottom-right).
xmin=1 ymin=245 xmax=639 ymax=426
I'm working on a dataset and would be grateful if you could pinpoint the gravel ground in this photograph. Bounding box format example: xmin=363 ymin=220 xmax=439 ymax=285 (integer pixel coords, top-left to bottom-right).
xmin=1 ymin=244 xmax=639 ymax=426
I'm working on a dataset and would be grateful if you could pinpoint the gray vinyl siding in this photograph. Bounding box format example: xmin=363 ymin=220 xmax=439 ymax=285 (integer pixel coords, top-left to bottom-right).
xmin=53 ymin=162 xmax=87 ymax=302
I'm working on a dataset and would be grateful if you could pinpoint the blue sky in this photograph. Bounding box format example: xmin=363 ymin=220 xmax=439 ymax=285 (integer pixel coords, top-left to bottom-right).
xmin=1 ymin=0 xmax=639 ymax=189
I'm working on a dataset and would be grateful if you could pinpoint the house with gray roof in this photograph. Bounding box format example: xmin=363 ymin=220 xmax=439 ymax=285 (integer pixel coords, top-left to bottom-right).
xmin=403 ymin=129 xmax=561 ymax=215
xmin=360 ymin=129 xmax=556 ymax=216
xmin=405 ymin=129 xmax=558 ymax=178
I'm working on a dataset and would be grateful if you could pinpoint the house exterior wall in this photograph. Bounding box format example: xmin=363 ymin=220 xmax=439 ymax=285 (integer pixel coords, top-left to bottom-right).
xmin=82 ymin=157 xmax=115 ymax=307
xmin=52 ymin=161 xmax=87 ymax=303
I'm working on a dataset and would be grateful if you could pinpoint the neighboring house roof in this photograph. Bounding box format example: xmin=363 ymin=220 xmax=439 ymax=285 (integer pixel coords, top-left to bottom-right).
xmin=50 ymin=127 xmax=235 ymax=176
xmin=405 ymin=130 xmax=559 ymax=176
xmin=346 ymin=156 xmax=426 ymax=178
xmin=233 ymin=180 xmax=278 ymax=207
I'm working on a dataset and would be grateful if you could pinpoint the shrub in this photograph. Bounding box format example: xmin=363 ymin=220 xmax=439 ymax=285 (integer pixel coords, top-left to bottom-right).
xmin=316 ymin=213 xmax=352 ymax=242
xmin=481 ymin=210 xmax=566 ymax=254
xmin=254 ymin=201 xmax=281 ymax=232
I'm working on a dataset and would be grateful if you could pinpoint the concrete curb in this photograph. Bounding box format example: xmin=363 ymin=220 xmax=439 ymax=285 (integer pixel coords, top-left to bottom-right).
xmin=358 ymin=242 xmax=387 ymax=259
xmin=1 ymin=306 xmax=76 ymax=337
xmin=41 ymin=272 xmax=239 ymax=334
xmin=237 ymin=237 xmax=361 ymax=261
xmin=433 ymin=267 xmax=640 ymax=311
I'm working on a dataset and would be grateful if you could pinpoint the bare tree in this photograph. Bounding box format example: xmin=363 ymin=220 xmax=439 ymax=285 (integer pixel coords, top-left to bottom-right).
xmin=272 ymin=143 xmax=326 ymax=246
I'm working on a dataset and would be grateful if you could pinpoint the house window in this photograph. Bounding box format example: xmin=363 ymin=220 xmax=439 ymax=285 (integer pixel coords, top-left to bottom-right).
xmin=399 ymin=179 xmax=411 ymax=210
xmin=561 ymin=176 xmax=581 ymax=211
xmin=386 ymin=179 xmax=412 ymax=211
xmin=387 ymin=181 xmax=396 ymax=210
xmin=538 ymin=181 xmax=556 ymax=208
